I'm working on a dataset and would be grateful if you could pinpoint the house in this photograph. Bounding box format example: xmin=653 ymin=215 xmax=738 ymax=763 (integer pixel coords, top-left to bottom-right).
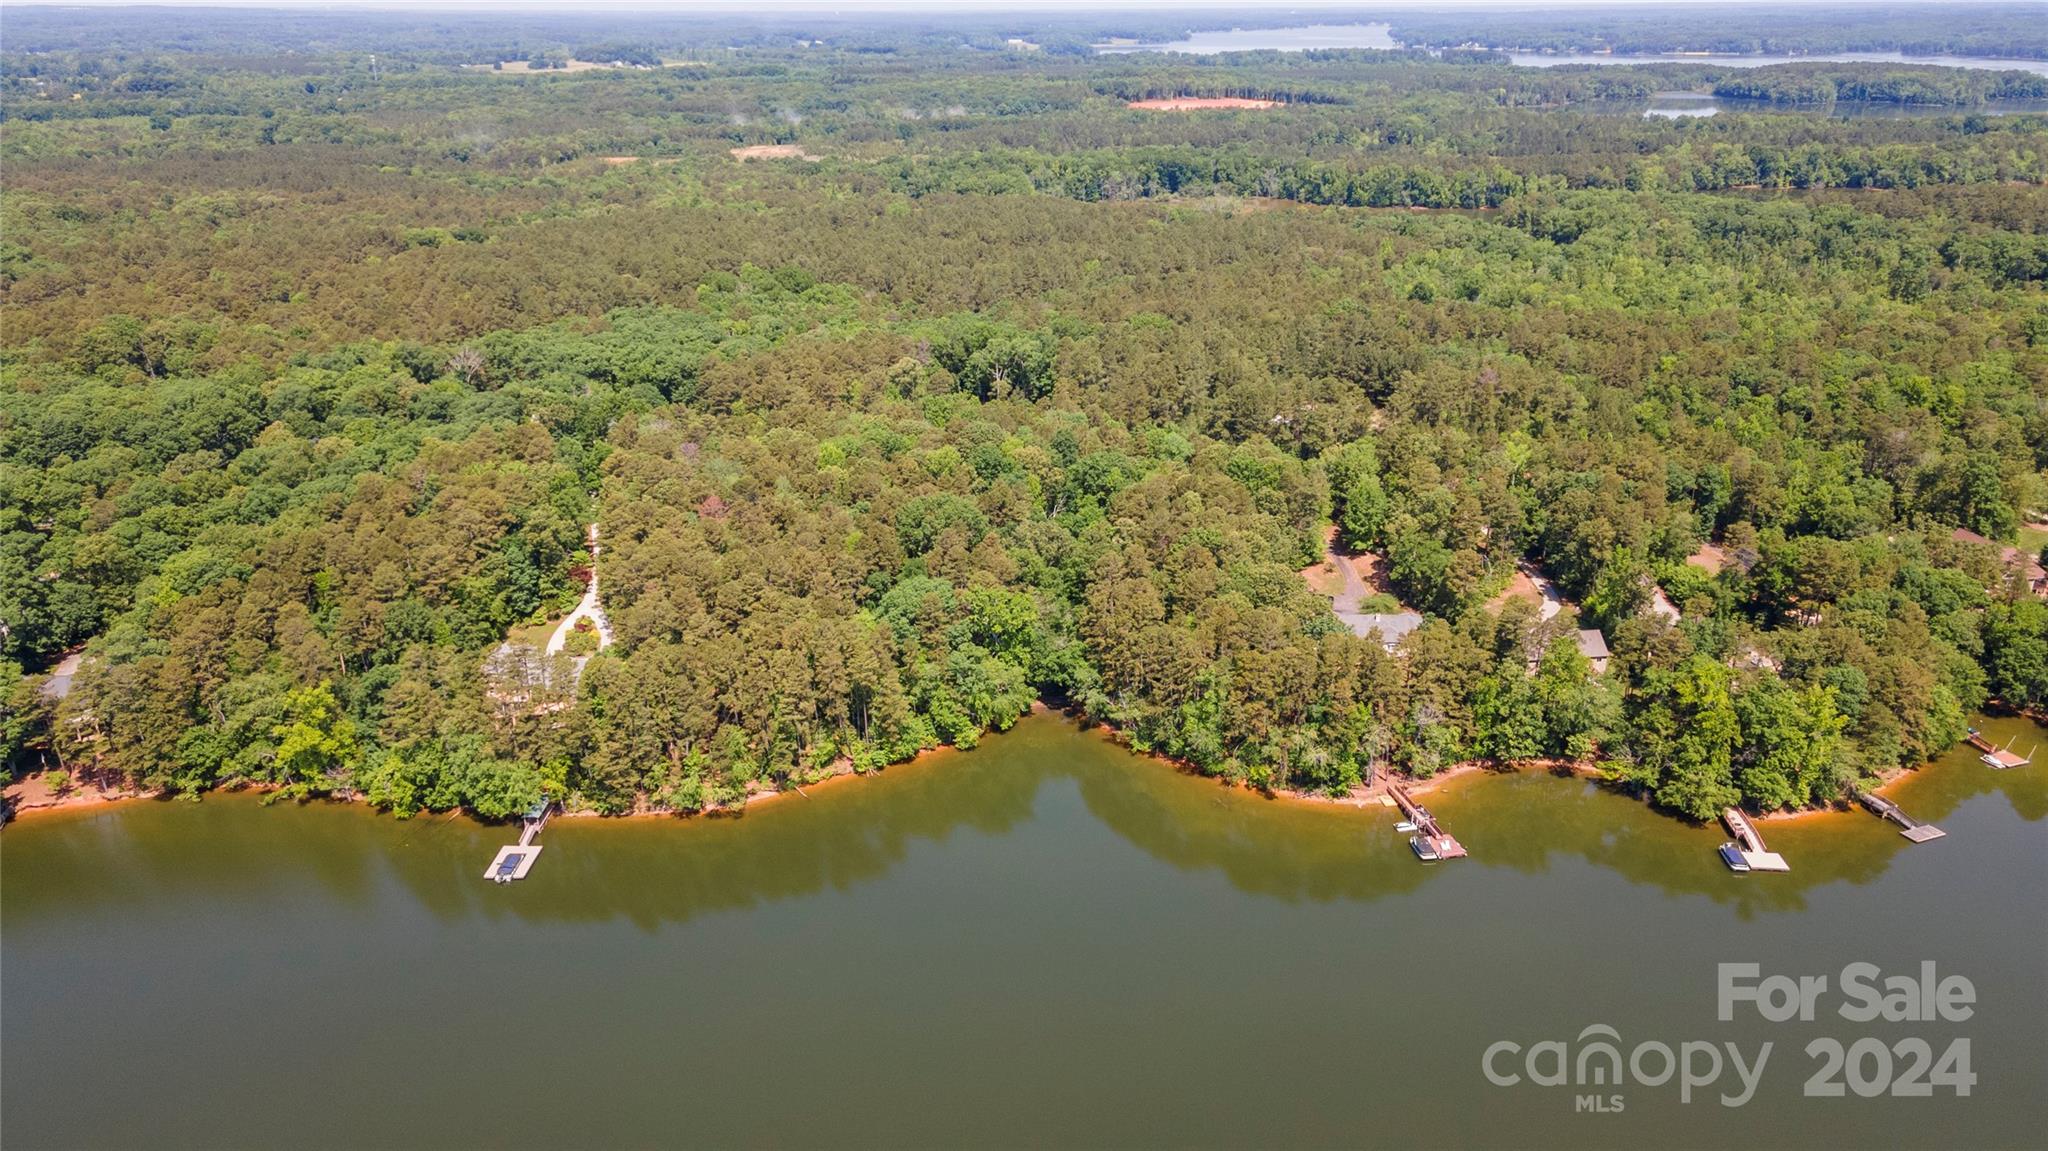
xmin=1950 ymin=528 xmax=2048 ymax=595
xmin=1573 ymin=628 xmax=1611 ymax=674
xmin=1339 ymin=610 xmax=1425 ymax=652
xmin=1646 ymin=584 xmax=1681 ymax=624
xmin=1530 ymin=627 xmax=1610 ymax=675
xmin=1731 ymin=646 xmax=1780 ymax=673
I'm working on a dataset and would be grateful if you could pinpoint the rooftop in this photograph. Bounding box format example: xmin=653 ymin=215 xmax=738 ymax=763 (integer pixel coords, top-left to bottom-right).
xmin=1339 ymin=610 xmax=1425 ymax=647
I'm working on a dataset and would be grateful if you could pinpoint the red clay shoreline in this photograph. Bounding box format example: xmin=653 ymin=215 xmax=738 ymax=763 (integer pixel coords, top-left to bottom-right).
xmin=1082 ymin=715 xmax=1603 ymax=811
xmin=2 ymin=700 xmax=1997 ymax=828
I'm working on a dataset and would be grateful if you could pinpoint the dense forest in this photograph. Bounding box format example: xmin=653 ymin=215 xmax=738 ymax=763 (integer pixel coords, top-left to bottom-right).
xmin=4 ymin=7 xmax=2047 ymax=824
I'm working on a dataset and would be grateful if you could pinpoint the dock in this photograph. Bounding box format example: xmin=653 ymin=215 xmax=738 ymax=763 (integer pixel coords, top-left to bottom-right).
xmin=484 ymin=798 xmax=554 ymax=883
xmin=484 ymin=845 xmax=542 ymax=881
xmin=1720 ymin=807 xmax=1789 ymax=872
xmin=1965 ymin=728 xmax=2032 ymax=769
xmin=1854 ymin=791 xmax=1946 ymax=843
xmin=1388 ymin=783 xmax=1468 ymax=861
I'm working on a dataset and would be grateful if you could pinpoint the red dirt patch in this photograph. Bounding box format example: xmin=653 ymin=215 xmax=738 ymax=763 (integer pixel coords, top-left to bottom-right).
xmin=1300 ymin=557 xmax=1347 ymax=599
xmin=1348 ymin=551 xmax=1397 ymax=600
xmin=1491 ymin=568 xmax=1545 ymax=610
xmin=1127 ymin=97 xmax=1279 ymax=111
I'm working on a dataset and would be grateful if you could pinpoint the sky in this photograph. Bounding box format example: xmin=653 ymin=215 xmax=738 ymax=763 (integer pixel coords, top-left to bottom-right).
xmin=3 ymin=0 xmax=2013 ymax=9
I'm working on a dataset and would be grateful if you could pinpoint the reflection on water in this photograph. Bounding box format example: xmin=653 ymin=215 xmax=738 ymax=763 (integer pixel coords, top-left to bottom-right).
xmin=4 ymin=713 xmax=2044 ymax=1149
xmin=6 ymin=712 xmax=2045 ymax=926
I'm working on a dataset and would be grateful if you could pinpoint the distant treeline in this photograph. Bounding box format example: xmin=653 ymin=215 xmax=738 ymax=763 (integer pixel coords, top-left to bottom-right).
xmin=1712 ymin=64 xmax=2048 ymax=105
xmin=871 ymin=131 xmax=2048 ymax=210
xmin=1389 ymin=4 xmax=2048 ymax=62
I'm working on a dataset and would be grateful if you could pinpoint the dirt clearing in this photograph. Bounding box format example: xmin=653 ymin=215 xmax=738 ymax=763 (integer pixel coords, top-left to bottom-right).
xmin=1128 ymin=97 xmax=1279 ymax=111
xmin=729 ymin=145 xmax=820 ymax=161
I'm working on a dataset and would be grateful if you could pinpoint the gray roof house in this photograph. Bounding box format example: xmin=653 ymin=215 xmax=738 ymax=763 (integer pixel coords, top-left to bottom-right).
xmin=1573 ymin=628 xmax=1611 ymax=674
xmin=1527 ymin=627 xmax=1611 ymax=675
xmin=1339 ymin=610 xmax=1426 ymax=652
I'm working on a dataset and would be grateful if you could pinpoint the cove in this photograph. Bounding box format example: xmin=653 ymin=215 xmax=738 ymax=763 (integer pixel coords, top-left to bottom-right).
xmin=3 ymin=713 xmax=2044 ymax=1148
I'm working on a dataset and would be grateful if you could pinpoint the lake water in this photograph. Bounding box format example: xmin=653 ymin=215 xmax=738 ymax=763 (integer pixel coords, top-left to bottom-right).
xmin=1096 ymin=23 xmax=1398 ymax=54
xmin=1632 ymin=93 xmax=2048 ymax=119
xmin=1091 ymin=23 xmax=2048 ymax=77
xmin=4 ymin=712 xmax=2045 ymax=1148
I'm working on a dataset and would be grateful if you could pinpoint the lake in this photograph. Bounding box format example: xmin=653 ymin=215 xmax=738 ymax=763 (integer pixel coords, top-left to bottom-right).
xmin=4 ymin=712 xmax=2045 ymax=1148
xmin=1629 ymin=93 xmax=2048 ymax=119
xmin=1092 ymin=23 xmax=2048 ymax=77
xmin=1096 ymin=23 xmax=1399 ymax=54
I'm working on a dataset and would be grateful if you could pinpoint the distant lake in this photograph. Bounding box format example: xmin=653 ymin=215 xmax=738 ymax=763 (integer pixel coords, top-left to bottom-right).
xmin=1630 ymin=93 xmax=2048 ymax=119
xmin=1092 ymin=23 xmax=2048 ymax=76
xmin=1095 ymin=22 xmax=1397 ymax=54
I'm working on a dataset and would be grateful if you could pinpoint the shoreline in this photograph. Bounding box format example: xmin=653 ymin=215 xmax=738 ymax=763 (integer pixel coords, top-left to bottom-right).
xmin=1080 ymin=715 xmax=1603 ymax=810
xmin=3 ymin=708 xmax=1008 ymax=828
xmin=0 ymin=703 xmax=1996 ymax=831
xmin=4 ymin=785 xmax=163 ymax=824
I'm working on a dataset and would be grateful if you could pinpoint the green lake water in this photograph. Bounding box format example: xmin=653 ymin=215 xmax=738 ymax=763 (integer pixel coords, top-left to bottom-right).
xmin=3 ymin=713 xmax=2044 ymax=1148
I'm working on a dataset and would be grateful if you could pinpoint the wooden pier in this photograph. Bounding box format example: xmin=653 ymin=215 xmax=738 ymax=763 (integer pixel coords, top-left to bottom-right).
xmin=484 ymin=798 xmax=554 ymax=883
xmin=1388 ymin=783 xmax=1467 ymax=861
xmin=1720 ymin=807 xmax=1789 ymax=872
xmin=1965 ymin=728 xmax=2032 ymax=769
xmin=1854 ymin=791 xmax=1946 ymax=844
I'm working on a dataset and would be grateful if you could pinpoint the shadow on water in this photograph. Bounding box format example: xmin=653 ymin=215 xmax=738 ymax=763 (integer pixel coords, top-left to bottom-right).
xmin=6 ymin=712 xmax=2040 ymax=930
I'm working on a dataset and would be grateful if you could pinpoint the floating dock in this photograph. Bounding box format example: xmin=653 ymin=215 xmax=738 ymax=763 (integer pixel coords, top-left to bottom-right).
xmin=485 ymin=799 xmax=554 ymax=883
xmin=1388 ymin=783 xmax=1467 ymax=861
xmin=1720 ymin=807 xmax=1789 ymax=872
xmin=1854 ymin=791 xmax=1946 ymax=843
xmin=484 ymin=845 xmax=542 ymax=881
xmin=1965 ymin=728 xmax=2032 ymax=769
